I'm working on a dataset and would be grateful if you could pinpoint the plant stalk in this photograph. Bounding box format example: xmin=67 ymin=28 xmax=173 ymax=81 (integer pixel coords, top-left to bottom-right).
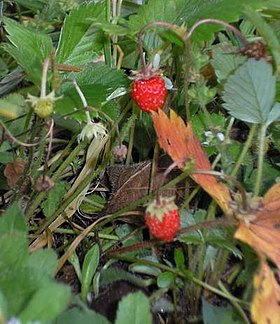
xmin=254 ymin=124 xmax=267 ymax=196
xmin=230 ymin=124 xmax=257 ymax=177
xmin=113 ymin=256 xmax=249 ymax=306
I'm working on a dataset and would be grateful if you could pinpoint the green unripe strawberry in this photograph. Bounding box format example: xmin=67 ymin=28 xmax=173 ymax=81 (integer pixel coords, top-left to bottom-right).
xmin=33 ymin=98 xmax=54 ymax=118
xmin=26 ymin=91 xmax=61 ymax=119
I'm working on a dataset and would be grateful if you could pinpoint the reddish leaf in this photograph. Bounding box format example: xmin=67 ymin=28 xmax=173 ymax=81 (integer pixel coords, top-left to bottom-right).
xmin=151 ymin=109 xmax=232 ymax=215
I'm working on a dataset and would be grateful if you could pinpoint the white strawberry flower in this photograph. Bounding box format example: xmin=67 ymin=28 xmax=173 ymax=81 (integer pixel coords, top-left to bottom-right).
xmin=78 ymin=119 xmax=107 ymax=142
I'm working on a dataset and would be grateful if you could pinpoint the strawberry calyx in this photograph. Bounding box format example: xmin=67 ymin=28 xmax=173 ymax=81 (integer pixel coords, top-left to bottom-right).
xmin=146 ymin=196 xmax=177 ymax=222
xmin=26 ymin=91 xmax=62 ymax=119
xmin=130 ymin=63 xmax=163 ymax=81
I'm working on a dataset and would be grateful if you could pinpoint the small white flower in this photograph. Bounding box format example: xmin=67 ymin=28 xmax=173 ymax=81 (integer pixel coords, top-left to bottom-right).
xmin=163 ymin=77 xmax=173 ymax=90
xmin=202 ymin=141 xmax=209 ymax=147
xmin=7 ymin=318 xmax=22 ymax=324
xmin=204 ymin=131 xmax=213 ymax=138
xmin=216 ymin=132 xmax=225 ymax=142
xmin=78 ymin=120 xmax=107 ymax=142
xmin=152 ymin=53 xmax=161 ymax=69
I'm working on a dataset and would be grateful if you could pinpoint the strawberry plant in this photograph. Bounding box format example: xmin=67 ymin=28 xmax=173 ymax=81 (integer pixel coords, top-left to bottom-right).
xmin=0 ymin=0 xmax=280 ymax=323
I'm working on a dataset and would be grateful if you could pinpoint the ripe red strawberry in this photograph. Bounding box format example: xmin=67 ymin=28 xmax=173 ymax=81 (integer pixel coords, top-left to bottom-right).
xmin=145 ymin=196 xmax=180 ymax=242
xmin=131 ymin=76 xmax=167 ymax=112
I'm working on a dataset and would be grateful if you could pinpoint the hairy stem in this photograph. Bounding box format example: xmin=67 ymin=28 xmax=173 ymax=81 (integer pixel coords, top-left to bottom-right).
xmin=254 ymin=124 xmax=267 ymax=196
xmin=178 ymin=218 xmax=236 ymax=236
xmin=112 ymin=256 xmax=249 ymax=306
xmin=40 ymin=58 xmax=50 ymax=98
xmin=185 ymin=19 xmax=249 ymax=45
xmin=137 ymin=21 xmax=191 ymax=118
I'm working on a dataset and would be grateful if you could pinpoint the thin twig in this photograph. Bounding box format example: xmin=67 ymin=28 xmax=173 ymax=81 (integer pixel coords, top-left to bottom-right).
xmin=185 ymin=19 xmax=249 ymax=45
xmin=0 ymin=119 xmax=54 ymax=147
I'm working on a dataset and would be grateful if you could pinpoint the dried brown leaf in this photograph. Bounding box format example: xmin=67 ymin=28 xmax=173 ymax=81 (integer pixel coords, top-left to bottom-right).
xmin=4 ymin=158 xmax=27 ymax=188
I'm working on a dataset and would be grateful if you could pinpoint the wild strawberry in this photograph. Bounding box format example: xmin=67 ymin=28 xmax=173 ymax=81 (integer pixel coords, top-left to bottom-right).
xmin=131 ymin=76 xmax=167 ymax=112
xmin=145 ymin=196 xmax=180 ymax=242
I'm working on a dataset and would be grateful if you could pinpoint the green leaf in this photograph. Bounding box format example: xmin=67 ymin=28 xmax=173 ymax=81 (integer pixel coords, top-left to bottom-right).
xmin=245 ymin=6 xmax=280 ymax=69
xmin=0 ymin=152 xmax=13 ymax=164
xmin=3 ymin=17 xmax=52 ymax=86
xmin=207 ymin=237 xmax=242 ymax=259
xmin=100 ymin=268 xmax=151 ymax=288
xmin=42 ymin=181 xmax=67 ymax=218
xmin=56 ymin=2 xmax=106 ymax=66
xmin=157 ymin=272 xmax=175 ymax=289
xmin=211 ymin=43 xmax=246 ymax=83
xmin=56 ymin=64 xmax=129 ymax=122
xmin=68 ymin=250 xmax=82 ymax=281
xmin=270 ymin=121 xmax=280 ymax=150
xmin=81 ymin=244 xmax=100 ymax=301
xmin=115 ymin=292 xmax=152 ymax=324
xmin=0 ymin=204 xmax=28 ymax=272
xmin=19 ymin=282 xmax=71 ymax=323
xmin=0 ymin=93 xmax=27 ymax=120
xmin=0 ymin=204 xmax=71 ymax=320
xmin=54 ymin=307 xmax=110 ymax=324
xmin=80 ymin=194 xmax=106 ymax=213
xmin=129 ymin=262 xmax=161 ymax=277
xmin=0 ymin=99 xmax=23 ymax=119
xmin=0 ymin=290 xmax=7 ymax=323
xmin=28 ymin=249 xmax=58 ymax=277
xmin=13 ymin=0 xmax=47 ymax=11
xmin=202 ymin=298 xmax=243 ymax=324
xmin=128 ymin=0 xmax=264 ymax=42
xmin=222 ymin=59 xmax=276 ymax=124
xmin=178 ymin=210 xmax=204 ymax=244
xmin=266 ymin=102 xmax=280 ymax=126
xmin=134 ymin=112 xmax=156 ymax=160
xmin=0 ymin=203 xmax=26 ymax=236
xmin=174 ymin=248 xmax=187 ymax=272
xmin=245 ymin=161 xmax=279 ymax=195
xmin=88 ymin=19 xmax=130 ymax=36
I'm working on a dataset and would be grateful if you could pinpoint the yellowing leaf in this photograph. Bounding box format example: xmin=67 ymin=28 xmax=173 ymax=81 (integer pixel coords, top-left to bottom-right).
xmin=263 ymin=182 xmax=280 ymax=205
xmin=251 ymin=259 xmax=280 ymax=324
xmin=235 ymin=199 xmax=280 ymax=272
xmin=151 ymin=109 xmax=232 ymax=216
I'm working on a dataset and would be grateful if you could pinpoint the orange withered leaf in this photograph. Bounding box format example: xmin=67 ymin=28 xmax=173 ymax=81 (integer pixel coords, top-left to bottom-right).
xmin=251 ymin=258 xmax=280 ymax=324
xmin=235 ymin=185 xmax=280 ymax=271
xmin=151 ymin=109 xmax=232 ymax=215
